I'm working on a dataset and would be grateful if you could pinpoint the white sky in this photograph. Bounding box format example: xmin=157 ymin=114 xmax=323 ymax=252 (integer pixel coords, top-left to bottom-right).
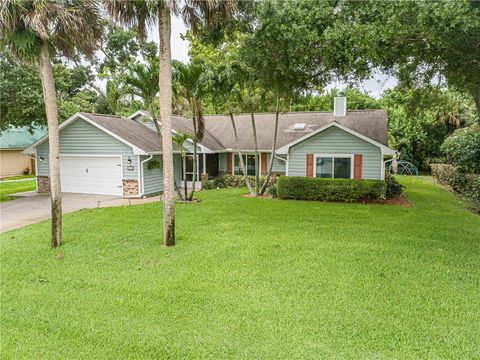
xmin=149 ymin=16 xmax=397 ymax=99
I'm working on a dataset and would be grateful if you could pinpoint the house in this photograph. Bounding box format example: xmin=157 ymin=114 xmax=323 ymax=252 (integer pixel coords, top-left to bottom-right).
xmin=0 ymin=126 xmax=46 ymax=178
xmin=24 ymin=93 xmax=395 ymax=197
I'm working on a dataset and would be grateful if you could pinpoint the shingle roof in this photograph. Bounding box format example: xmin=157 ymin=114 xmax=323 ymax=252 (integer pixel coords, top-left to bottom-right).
xmin=0 ymin=127 xmax=47 ymax=150
xmin=80 ymin=113 xmax=179 ymax=153
xmin=201 ymin=110 xmax=389 ymax=151
xmin=134 ymin=109 xmax=389 ymax=152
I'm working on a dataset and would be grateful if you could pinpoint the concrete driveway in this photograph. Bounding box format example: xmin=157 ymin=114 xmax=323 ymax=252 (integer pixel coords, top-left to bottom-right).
xmin=0 ymin=192 xmax=160 ymax=233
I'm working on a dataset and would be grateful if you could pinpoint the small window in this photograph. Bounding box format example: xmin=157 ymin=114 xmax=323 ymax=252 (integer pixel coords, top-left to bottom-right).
xmin=315 ymin=155 xmax=352 ymax=179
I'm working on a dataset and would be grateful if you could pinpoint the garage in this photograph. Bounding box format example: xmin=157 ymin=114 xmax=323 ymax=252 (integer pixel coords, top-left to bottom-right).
xmin=60 ymin=155 xmax=123 ymax=196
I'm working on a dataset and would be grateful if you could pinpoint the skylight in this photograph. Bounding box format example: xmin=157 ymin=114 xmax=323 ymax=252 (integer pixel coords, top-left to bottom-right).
xmin=293 ymin=123 xmax=306 ymax=131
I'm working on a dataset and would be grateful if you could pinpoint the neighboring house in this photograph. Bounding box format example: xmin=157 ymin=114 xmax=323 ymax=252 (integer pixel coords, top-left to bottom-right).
xmin=0 ymin=127 xmax=46 ymax=178
xmin=25 ymin=94 xmax=395 ymax=197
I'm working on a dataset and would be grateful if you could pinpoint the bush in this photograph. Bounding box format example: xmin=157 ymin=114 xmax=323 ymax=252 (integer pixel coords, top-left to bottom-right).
xmin=220 ymin=174 xmax=275 ymax=188
xmin=267 ymin=185 xmax=277 ymax=198
xmin=203 ymin=176 xmax=226 ymax=190
xmin=277 ymin=177 xmax=387 ymax=202
xmin=431 ymin=163 xmax=480 ymax=208
xmin=385 ymin=173 xmax=403 ymax=198
xmin=441 ymin=124 xmax=480 ymax=174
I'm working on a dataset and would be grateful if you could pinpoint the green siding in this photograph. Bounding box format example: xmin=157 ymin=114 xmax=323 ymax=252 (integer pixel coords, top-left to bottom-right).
xmin=36 ymin=119 xmax=138 ymax=180
xmin=142 ymin=155 xmax=162 ymax=195
xmin=141 ymin=154 xmax=182 ymax=195
xmin=288 ymin=126 xmax=383 ymax=179
xmin=267 ymin=153 xmax=287 ymax=173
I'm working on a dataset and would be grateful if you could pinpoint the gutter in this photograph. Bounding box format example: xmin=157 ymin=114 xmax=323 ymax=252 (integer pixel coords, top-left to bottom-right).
xmin=139 ymin=155 xmax=153 ymax=197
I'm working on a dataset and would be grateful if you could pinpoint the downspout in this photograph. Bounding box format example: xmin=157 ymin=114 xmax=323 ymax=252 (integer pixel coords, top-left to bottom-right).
xmin=139 ymin=154 xmax=153 ymax=197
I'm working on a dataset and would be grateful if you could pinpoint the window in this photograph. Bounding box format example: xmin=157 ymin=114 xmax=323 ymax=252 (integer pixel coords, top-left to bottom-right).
xmin=315 ymin=155 xmax=353 ymax=179
xmin=233 ymin=154 xmax=257 ymax=176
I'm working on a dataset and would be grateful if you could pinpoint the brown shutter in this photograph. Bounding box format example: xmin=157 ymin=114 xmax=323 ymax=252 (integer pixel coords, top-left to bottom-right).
xmin=354 ymin=154 xmax=362 ymax=179
xmin=227 ymin=153 xmax=232 ymax=174
xmin=261 ymin=153 xmax=268 ymax=175
xmin=306 ymin=154 xmax=314 ymax=177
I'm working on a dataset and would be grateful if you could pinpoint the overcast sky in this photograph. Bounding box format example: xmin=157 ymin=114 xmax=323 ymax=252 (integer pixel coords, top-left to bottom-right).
xmin=149 ymin=16 xmax=397 ymax=99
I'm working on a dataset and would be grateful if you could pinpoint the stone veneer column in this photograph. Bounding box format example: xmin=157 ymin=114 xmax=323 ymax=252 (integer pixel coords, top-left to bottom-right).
xmin=122 ymin=179 xmax=139 ymax=197
xmin=37 ymin=176 xmax=50 ymax=193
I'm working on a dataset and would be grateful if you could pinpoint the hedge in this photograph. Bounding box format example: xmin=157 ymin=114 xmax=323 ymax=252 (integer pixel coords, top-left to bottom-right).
xmin=431 ymin=164 xmax=480 ymax=208
xmin=277 ymin=176 xmax=387 ymax=202
xmin=204 ymin=174 xmax=275 ymax=189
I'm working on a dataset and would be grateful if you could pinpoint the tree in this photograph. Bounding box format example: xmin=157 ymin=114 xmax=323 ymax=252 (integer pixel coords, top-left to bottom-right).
xmin=172 ymin=131 xmax=192 ymax=200
xmin=172 ymin=60 xmax=205 ymax=201
xmin=106 ymin=0 xmax=237 ymax=246
xmin=327 ymin=0 xmax=480 ymax=120
xmin=0 ymin=0 xmax=102 ymax=247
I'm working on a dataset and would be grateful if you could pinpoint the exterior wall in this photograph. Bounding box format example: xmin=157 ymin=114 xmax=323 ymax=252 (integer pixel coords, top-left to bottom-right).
xmin=36 ymin=119 xmax=138 ymax=180
xmin=0 ymin=150 xmax=34 ymax=177
xmin=287 ymin=126 xmax=383 ymax=179
xmin=142 ymin=155 xmax=163 ymax=195
xmin=37 ymin=175 xmax=50 ymax=193
xmin=267 ymin=153 xmax=287 ymax=174
xmin=123 ymin=179 xmax=139 ymax=196
xmin=141 ymin=154 xmax=182 ymax=196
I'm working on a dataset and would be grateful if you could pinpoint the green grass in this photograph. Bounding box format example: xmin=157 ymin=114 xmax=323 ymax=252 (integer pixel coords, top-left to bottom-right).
xmin=1 ymin=177 xmax=479 ymax=359
xmin=0 ymin=174 xmax=35 ymax=181
xmin=0 ymin=179 xmax=36 ymax=202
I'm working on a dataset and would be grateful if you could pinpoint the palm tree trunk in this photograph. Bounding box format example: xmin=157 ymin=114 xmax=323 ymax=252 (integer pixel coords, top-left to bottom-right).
xmin=229 ymin=112 xmax=254 ymax=195
xmin=159 ymin=7 xmax=175 ymax=246
xmin=250 ymin=110 xmax=259 ymax=196
xmin=39 ymin=42 xmax=62 ymax=248
xmin=182 ymin=154 xmax=188 ymax=200
xmin=189 ymin=115 xmax=197 ymax=201
xmin=260 ymin=95 xmax=280 ymax=195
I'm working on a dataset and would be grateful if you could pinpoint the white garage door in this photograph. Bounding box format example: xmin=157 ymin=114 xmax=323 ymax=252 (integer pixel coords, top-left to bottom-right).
xmin=60 ymin=156 xmax=123 ymax=196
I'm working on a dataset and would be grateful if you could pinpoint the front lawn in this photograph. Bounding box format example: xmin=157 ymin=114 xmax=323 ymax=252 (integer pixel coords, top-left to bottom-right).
xmin=1 ymin=177 xmax=479 ymax=358
xmin=0 ymin=179 xmax=36 ymax=202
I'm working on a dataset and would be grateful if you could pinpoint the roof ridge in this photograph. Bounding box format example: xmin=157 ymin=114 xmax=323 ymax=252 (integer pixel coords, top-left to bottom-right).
xmin=203 ymin=109 xmax=384 ymax=117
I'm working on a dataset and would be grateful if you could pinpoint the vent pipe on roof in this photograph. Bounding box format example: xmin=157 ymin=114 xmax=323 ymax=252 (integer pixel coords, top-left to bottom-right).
xmin=334 ymin=91 xmax=346 ymax=117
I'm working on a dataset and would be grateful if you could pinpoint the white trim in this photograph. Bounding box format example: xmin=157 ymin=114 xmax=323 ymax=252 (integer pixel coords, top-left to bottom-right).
xmin=381 ymin=157 xmax=385 ymax=180
xmin=276 ymin=122 xmax=396 ymax=156
xmin=313 ymin=154 xmax=354 ymax=179
xmin=59 ymin=153 xmax=122 ymax=158
xmin=24 ymin=113 xmax=147 ymax=155
xmin=286 ymin=153 xmax=289 ymax=176
xmin=35 ymin=147 xmax=39 ymax=191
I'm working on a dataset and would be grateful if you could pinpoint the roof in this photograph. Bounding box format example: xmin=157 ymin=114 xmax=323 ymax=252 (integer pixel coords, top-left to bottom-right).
xmin=79 ymin=113 xmax=173 ymax=153
xmin=133 ymin=109 xmax=390 ymax=152
xmin=0 ymin=127 xmax=47 ymax=150
xmin=27 ymin=109 xmax=392 ymax=155
xmin=202 ymin=110 xmax=389 ymax=151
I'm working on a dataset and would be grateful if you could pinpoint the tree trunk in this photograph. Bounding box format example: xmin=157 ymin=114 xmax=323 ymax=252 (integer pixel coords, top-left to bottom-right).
xmin=159 ymin=7 xmax=175 ymax=246
xmin=39 ymin=42 xmax=62 ymax=248
xmin=182 ymin=154 xmax=188 ymax=200
xmin=188 ymin=115 xmax=197 ymax=201
xmin=260 ymin=95 xmax=281 ymax=195
xmin=229 ymin=112 xmax=254 ymax=195
xmin=473 ymin=82 xmax=480 ymax=123
xmin=250 ymin=110 xmax=260 ymax=196
xmin=174 ymin=179 xmax=184 ymax=201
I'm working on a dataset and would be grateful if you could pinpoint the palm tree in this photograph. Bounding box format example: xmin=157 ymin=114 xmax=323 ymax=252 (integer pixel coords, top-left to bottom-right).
xmin=106 ymin=0 xmax=237 ymax=246
xmin=0 ymin=0 xmax=102 ymax=247
xmin=172 ymin=131 xmax=191 ymax=200
xmin=172 ymin=60 xmax=205 ymax=201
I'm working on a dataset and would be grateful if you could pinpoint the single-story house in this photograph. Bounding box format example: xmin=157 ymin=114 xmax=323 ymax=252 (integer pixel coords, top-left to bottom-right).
xmin=0 ymin=126 xmax=46 ymax=178
xmin=24 ymin=94 xmax=396 ymax=197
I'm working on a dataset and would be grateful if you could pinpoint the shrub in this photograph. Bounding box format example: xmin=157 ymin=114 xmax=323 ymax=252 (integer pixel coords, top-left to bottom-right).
xmin=267 ymin=185 xmax=277 ymax=198
xmin=385 ymin=172 xmax=403 ymax=198
xmin=441 ymin=124 xmax=480 ymax=174
xmin=220 ymin=174 xmax=275 ymax=188
xmin=277 ymin=177 xmax=387 ymax=202
xmin=203 ymin=176 xmax=226 ymax=190
xmin=431 ymin=163 xmax=480 ymax=209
